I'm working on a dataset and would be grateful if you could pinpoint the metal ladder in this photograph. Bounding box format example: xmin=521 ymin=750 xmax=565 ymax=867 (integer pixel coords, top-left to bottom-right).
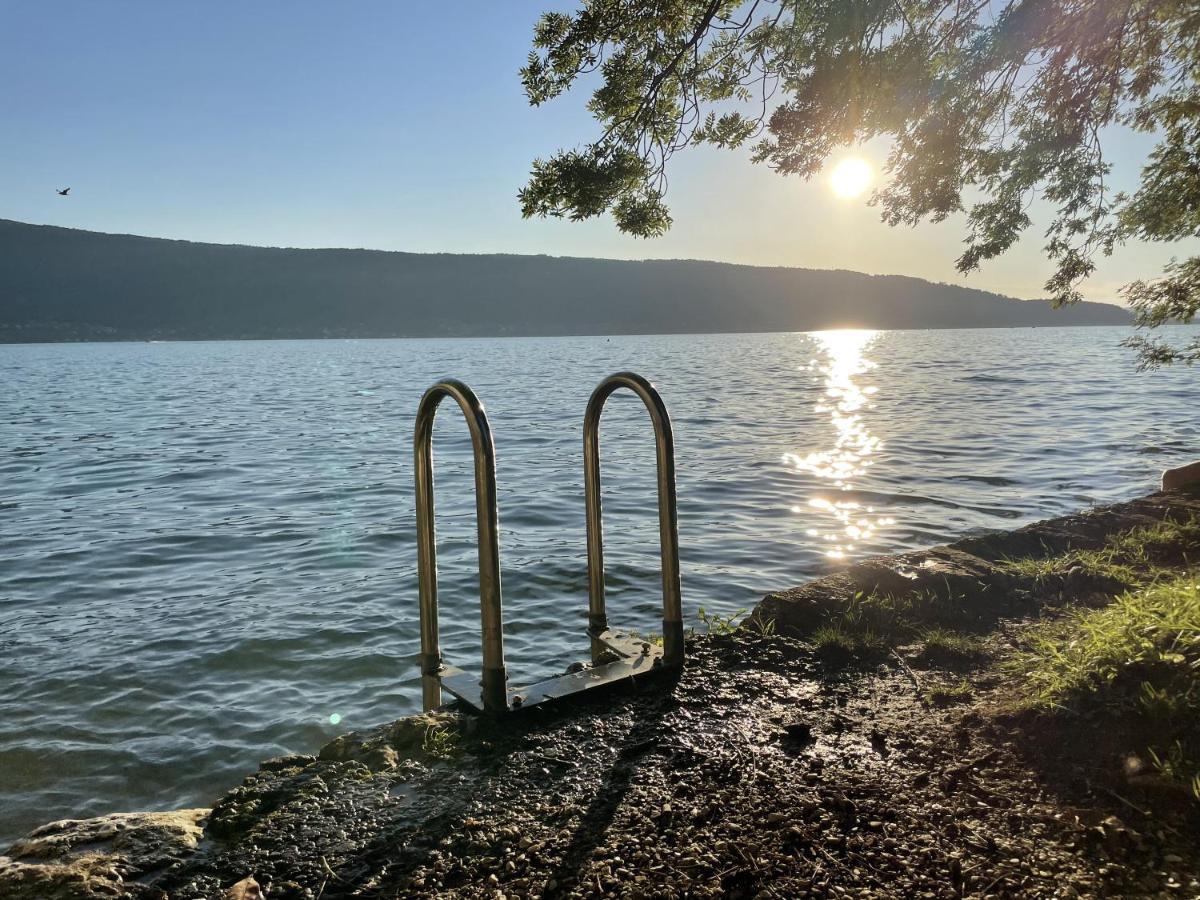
xmin=414 ymin=372 xmax=683 ymax=714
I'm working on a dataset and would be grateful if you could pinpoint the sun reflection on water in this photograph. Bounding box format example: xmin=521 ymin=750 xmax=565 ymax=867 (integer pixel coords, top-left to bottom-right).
xmin=783 ymin=330 xmax=893 ymax=559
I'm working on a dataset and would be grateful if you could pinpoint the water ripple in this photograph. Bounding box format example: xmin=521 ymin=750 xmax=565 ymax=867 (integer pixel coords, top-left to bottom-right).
xmin=0 ymin=326 xmax=1197 ymax=844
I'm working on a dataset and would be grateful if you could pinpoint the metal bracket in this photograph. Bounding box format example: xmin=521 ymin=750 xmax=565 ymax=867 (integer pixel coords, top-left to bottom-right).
xmin=414 ymin=372 xmax=683 ymax=715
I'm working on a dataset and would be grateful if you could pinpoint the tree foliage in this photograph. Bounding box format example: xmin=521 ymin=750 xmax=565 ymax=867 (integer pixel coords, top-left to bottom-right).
xmin=521 ymin=0 xmax=1200 ymax=365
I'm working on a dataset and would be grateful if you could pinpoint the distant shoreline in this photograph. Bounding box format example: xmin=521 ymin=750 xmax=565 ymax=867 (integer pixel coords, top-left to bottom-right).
xmin=0 ymin=321 xmax=1156 ymax=347
xmin=1 ymin=219 xmax=1129 ymax=341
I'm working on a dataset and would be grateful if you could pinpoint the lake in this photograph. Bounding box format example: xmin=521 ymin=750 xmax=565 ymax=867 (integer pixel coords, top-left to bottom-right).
xmin=1 ymin=327 xmax=1196 ymax=845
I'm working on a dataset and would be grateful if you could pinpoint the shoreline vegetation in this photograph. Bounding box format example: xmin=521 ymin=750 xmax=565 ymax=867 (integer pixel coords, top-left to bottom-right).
xmin=0 ymin=218 xmax=1129 ymax=344
xmin=3 ymin=486 xmax=1199 ymax=898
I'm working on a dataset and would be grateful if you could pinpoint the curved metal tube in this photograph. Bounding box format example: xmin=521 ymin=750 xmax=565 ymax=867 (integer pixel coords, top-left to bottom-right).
xmin=584 ymin=372 xmax=683 ymax=667
xmin=414 ymin=380 xmax=507 ymax=713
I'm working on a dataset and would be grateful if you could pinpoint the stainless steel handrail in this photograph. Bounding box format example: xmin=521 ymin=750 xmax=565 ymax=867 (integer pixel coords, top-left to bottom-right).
xmin=414 ymin=379 xmax=508 ymax=714
xmin=583 ymin=372 xmax=684 ymax=667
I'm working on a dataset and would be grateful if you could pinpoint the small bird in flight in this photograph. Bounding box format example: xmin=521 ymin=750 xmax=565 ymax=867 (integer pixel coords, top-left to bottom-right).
xmin=56 ymin=187 xmax=70 ymax=196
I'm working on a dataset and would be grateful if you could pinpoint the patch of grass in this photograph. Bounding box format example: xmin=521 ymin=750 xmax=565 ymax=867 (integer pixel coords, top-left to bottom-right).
xmin=812 ymin=623 xmax=885 ymax=661
xmin=1016 ymin=574 xmax=1199 ymax=706
xmin=1109 ymin=515 xmax=1200 ymax=563
xmin=1148 ymin=742 xmax=1200 ymax=800
xmin=744 ymin=614 xmax=777 ymax=637
xmin=816 ymin=518 xmax=1200 ymax=662
xmin=696 ymin=606 xmax=747 ymax=636
xmin=422 ymin=722 xmax=461 ymax=760
xmin=913 ymin=628 xmax=988 ymax=668
xmin=799 ymin=518 xmax=1200 ymax=670
xmin=811 ymin=625 xmax=856 ymax=663
xmin=809 ymin=587 xmax=983 ymax=658
xmin=928 ymin=679 xmax=975 ymax=706
xmin=1002 ymin=551 xmax=1141 ymax=586
xmin=1002 ymin=516 xmax=1200 ymax=587
xmin=1013 ymin=573 xmax=1200 ymax=798
xmin=811 ymin=624 xmax=852 ymax=654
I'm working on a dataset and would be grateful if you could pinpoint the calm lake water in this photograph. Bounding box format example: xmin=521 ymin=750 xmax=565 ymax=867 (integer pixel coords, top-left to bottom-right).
xmin=1 ymin=327 xmax=1197 ymax=844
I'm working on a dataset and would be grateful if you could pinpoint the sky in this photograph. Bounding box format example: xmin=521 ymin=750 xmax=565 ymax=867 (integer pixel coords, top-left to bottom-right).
xmin=2 ymin=1 xmax=1194 ymax=304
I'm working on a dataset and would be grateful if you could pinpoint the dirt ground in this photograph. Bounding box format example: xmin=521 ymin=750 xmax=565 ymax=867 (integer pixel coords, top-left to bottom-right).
xmin=151 ymin=624 xmax=1198 ymax=899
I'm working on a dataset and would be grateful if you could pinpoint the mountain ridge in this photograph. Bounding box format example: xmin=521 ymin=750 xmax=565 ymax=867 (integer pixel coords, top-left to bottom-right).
xmin=0 ymin=218 xmax=1129 ymax=342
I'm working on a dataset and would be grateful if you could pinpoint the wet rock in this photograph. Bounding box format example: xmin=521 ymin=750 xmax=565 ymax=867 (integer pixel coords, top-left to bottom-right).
xmin=360 ymin=745 xmax=400 ymax=772
xmin=5 ymin=809 xmax=207 ymax=867
xmin=754 ymin=577 xmax=858 ymax=635
xmin=1162 ymin=460 xmax=1200 ymax=491
xmin=318 ymin=710 xmax=464 ymax=763
xmin=0 ymin=809 xmax=207 ymax=899
xmin=257 ymin=755 xmax=314 ymax=775
xmin=0 ymin=854 xmax=149 ymax=900
xmin=315 ymin=733 xmax=364 ymax=763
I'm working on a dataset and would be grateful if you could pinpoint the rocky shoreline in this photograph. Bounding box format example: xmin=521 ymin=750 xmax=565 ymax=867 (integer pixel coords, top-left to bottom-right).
xmin=3 ymin=486 xmax=1199 ymax=899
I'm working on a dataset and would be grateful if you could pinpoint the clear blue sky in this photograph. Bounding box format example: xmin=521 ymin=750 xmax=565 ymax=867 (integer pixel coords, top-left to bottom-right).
xmin=2 ymin=1 xmax=1191 ymax=304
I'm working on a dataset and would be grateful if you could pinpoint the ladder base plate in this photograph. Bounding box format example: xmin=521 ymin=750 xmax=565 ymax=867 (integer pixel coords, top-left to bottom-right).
xmin=434 ymin=630 xmax=667 ymax=713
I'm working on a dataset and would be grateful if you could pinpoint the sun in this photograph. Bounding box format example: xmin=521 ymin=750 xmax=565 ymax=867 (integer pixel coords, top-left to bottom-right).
xmin=829 ymin=157 xmax=872 ymax=199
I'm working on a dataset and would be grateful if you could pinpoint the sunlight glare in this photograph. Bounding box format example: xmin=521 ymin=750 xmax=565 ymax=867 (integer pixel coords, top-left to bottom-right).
xmin=783 ymin=330 xmax=891 ymax=558
xmin=830 ymin=157 xmax=872 ymax=198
